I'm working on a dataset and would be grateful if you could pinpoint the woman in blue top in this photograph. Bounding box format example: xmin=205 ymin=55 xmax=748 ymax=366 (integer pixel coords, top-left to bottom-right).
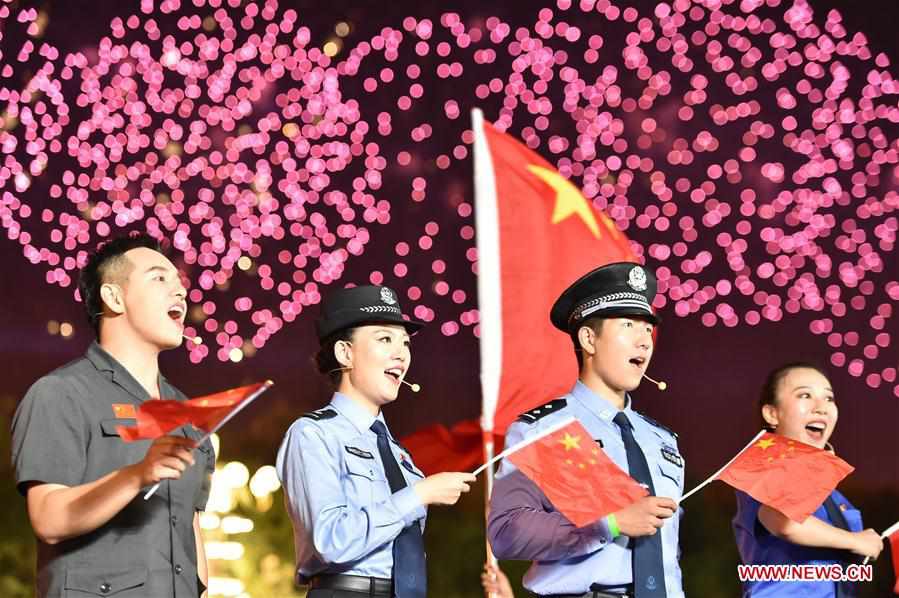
xmin=732 ymin=362 xmax=883 ymax=597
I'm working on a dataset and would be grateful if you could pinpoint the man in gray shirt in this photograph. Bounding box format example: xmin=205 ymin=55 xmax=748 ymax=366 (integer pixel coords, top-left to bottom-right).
xmin=11 ymin=234 xmax=214 ymax=597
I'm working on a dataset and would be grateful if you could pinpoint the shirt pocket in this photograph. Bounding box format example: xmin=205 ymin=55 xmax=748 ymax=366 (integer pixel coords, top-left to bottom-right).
xmin=64 ymin=566 xmax=148 ymax=596
xmin=655 ymin=460 xmax=684 ymax=499
xmin=344 ymin=453 xmax=390 ymax=506
xmin=99 ymin=418 xmax=135 ymax=438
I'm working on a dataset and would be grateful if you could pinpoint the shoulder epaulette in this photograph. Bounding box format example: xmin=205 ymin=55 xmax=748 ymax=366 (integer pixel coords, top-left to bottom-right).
xmin=636 ymin=412 xmax=677 ymax=439
xmin=516 ymin=398 xmax=567 ymax=424
xmin=301 ymin=408 xmax=337 ymax=421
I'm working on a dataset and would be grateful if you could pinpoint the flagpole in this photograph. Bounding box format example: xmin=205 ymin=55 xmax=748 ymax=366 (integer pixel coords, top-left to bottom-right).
xmin=472 ymin=106 xmax=504 ymax=596
xmin=862 ymin=519 xmax=899 ymax=565
xmin=680 ymin=429 xmax=767 ymax=502
xmin=143 ymin=380 xmax=274 ymax=500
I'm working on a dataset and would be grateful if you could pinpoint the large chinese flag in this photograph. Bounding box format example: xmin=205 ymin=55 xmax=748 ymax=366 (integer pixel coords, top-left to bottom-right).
xmin=472 ymin=110 xmax=636 ymax=435
xmin=717 ymin=432 xmax=854 ymax=522
xmin=117 ymin=381 xmax=272 ymax=442
xmin=506 ymin=418 xmax=648 ymax=527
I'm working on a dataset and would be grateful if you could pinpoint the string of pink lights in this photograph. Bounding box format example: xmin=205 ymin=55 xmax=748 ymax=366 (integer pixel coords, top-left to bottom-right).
xmin=0 ymin=0 xmax=896 ymax=395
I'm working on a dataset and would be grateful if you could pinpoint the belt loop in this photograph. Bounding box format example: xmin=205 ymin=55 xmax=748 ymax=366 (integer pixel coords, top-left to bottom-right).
xmin=369 ymin=576 xmax=375 ymax=596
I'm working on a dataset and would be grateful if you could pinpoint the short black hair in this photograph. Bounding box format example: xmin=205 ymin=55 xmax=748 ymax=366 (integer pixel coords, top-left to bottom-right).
xmin=315 ymin=327 xmax=358 ymax=386
xmin=78 ymin=233 xmax=163 ymax=338
xmin=758 ymin=362 xmax=829 ymax=431
xmin=572 ymin=317 xmax=605 ymax=370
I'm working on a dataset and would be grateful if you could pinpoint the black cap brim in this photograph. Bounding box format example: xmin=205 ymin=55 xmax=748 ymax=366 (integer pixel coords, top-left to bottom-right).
xmin=317 ymin=310 xmax=424 ymax=341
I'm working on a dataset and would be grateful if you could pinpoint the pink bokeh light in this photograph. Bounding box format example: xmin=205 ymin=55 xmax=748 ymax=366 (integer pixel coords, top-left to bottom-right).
xmin=0 ymin=0 xmax=896 ymax=396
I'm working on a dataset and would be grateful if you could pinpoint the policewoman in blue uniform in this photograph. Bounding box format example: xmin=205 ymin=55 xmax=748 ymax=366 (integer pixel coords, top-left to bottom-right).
xmin=276 ymin=285 xmax=476 ymax=597
xmin=732 ymin=362 xmax=883 ymax=597
xmin=488 ymin=262 xmax=686 ymax=598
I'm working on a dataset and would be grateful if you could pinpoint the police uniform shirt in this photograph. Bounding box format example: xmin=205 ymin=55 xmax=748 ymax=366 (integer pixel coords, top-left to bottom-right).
xmin=11 ymin=342 xmax=215 ymax=598
xmin=733 ymin=489 xmax=864 ymax=597
xmin=276 ymin=392 xmax=427 ymax=584
xmin=488 ymin=381 xmax=686 ymax=597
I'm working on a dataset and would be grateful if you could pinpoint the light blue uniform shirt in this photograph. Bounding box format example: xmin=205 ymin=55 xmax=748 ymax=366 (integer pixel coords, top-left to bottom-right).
xmin=488 ymin=381 xmax=685 ymax=596
xmin=276 ymin=392 xmax=427 ymax=584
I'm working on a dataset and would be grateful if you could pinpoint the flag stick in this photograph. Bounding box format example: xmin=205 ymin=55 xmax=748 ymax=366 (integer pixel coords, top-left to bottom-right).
xmin=680 ymin=429 xmax=767 ymax=502
xmin=472 ymin=106 xmax=504 ymax=598
xmin=143 ymin=380 xmax=274 ymax=500
xmin=472 ymin=416 xmax=576 ymax=476
xmin=483 ymin=430 xmax=498 ymax=598
xmin=861 ymin=519 xmax=899 ymax=565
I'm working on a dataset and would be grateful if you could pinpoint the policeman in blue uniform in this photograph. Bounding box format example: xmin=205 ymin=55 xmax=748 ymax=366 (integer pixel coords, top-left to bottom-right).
xmin=276 ymin=285 xmax=476 ymax=598
xmin=488 ymin=262 xmax=686 ymax=598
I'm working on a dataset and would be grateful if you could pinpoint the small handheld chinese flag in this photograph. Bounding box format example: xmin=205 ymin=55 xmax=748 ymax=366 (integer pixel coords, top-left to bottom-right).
xmin=507 ymin=419 xmax=648 ymax=527
xmin=117 ymin=381 xmax=272 ymax=442
xmin=717 ymin=432 xmax=854 ymax=522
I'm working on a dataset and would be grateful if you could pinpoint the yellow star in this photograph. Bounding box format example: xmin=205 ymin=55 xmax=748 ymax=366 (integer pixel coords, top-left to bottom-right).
xmin=526 ymin=165 xmax=603 ymax=238
xmin=200 ymin=399 xmax=209 ymax=407
xmin=756 ymin=438 xmax=776 ymax=450
xmin=566 ymin=459 xmax=574 ymax=465
xmin=589 ymin=459 xmax=597 ymax=465
xmin=578 ymin=463 xmax=586 ymax=469
xmin=559 ymin=432 xmax=581 ymax=451
xmin=591 ymin=448 xmax=599 ymax=456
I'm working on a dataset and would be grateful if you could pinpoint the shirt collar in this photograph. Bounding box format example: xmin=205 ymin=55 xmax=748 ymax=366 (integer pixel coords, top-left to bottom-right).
xmin=331 ymin=392 xmax=384 ymax=436
xmin=86 ymin=342 xmax=172 ymax=403
xmin=569 ymin=379 xmax=634 ymax=424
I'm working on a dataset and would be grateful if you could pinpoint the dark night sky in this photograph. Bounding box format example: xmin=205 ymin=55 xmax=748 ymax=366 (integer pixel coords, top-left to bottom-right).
xmin=1 ymin=0 xmax=897 ymax=496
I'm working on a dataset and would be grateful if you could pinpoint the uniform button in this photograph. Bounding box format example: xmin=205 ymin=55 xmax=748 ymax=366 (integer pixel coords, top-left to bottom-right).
xmin=171 ymin=515 xmax=178 ymax=525
xmin=99 ymin=582 xmax=111 ymax=594
xmin=174 ymin=564 xmax=183 ymax=575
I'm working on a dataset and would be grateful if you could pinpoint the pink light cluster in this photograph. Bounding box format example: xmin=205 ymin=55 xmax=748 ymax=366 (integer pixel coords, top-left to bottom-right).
xmin=0 ymin=0 xmax=896 ymax=395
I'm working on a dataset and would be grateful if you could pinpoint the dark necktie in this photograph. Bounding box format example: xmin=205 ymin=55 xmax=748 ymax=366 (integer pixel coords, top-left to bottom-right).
xmin=613 ymin=412 xmax=668 ymax=598
xmin=371 ymin=420 xmax=426 ymax=598
xmin=823 ymin=495 xmax=859 ymax=597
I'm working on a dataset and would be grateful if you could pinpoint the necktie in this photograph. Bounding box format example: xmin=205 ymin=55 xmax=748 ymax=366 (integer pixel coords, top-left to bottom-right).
xmin=371 ymin=420 xmax=426 ymax=598
xmin=613 ymin=412 xmax=668 ymax=598
xmin=823 ymin=495 xmax=859 ymax=597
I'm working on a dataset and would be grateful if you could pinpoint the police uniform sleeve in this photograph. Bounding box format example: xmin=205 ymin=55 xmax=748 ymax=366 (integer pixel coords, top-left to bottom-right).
xmin=11 ymin=376 xmax=89 ymax=494
xmin=487 ymin=421 xmax=611 ymax=561
xmin=277 ymin=418 xmax=425 ymax=565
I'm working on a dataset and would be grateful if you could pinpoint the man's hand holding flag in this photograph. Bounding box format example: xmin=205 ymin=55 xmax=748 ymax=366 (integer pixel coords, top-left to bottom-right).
xmin=474 ymin=417 xmax=648 ymax=528
xmin=116 ymin=381 xmax=274 ymax=499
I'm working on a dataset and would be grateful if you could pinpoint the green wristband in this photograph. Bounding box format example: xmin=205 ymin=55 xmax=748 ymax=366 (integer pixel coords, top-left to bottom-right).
xmin=607 ymin=514 xmax=620 ymax=539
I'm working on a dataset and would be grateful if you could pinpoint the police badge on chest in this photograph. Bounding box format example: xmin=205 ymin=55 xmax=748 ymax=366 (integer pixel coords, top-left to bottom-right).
xmin=660 ymin=445 xmax=683 ymax=467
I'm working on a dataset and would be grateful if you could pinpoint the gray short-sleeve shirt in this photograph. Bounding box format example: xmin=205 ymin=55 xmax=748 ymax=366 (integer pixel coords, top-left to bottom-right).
xmin=11 ymin=342 xmax=215 ymax=598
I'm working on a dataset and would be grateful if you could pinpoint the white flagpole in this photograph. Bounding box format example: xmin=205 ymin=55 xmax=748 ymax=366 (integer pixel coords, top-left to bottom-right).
xmin=471 ymin=107 xmax=504 ymax=595
xmin=143 ymin=380 xmax=274 ymax=500
xmin=679 ymin=429 xmax=767 ymax=502
xmin=471 ymin=108 xmax=503 ymax=442
xmin=862 ymin=519 xmax=899 ymax=565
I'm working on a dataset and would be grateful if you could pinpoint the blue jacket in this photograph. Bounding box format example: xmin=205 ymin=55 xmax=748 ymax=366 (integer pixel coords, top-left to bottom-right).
xmin=733 ymin=489 xmax=863 ymax=597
